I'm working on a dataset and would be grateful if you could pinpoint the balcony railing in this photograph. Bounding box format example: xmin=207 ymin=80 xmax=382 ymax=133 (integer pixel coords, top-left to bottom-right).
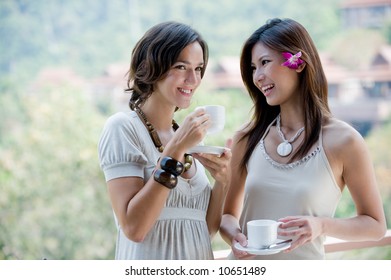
xmin=214 ymin=229 xmax=391 ymax=259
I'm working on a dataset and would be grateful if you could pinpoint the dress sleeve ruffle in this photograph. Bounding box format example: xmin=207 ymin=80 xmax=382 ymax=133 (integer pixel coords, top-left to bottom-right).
xmin=98 ymin=112 xmax=147 ymax=182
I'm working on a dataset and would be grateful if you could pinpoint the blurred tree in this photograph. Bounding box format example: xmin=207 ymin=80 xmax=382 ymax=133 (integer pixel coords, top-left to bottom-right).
xmin=0 ymin=0 xmax=345 ymax=82
xmin=0 ymin=82 xmax=115 ymax=259
xmin=383 ymin=19 xmax=391 ymax=44
xmin=329 ymin=29 xmax=385 ymax=70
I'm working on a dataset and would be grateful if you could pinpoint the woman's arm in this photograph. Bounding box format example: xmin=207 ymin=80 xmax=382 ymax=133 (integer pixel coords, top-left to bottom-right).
xmin=219 ymin=131 xmax=248 ymax=247
xmin=322 ymin=120 xmax=386 ymax=240
xmin=107 ymin=175 xmax=171 ymax=243
xmin=279 ymin=120 xmax=387 ymax=251
xmin=194 ymin=141 xmax=232 ymax=237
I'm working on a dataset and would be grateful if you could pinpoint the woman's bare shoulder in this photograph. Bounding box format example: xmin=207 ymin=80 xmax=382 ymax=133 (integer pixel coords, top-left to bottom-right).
xmin=322 ymin=117 xmax=365 ymax=152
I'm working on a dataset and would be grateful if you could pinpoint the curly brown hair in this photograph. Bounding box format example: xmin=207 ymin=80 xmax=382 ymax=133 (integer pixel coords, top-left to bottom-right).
xmin=126 ymin=21 xmax=209 ymax=110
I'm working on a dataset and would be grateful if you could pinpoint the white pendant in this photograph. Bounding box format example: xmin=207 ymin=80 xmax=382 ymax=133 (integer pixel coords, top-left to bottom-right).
xmin=277 ymin=141 xmax=292 ymax=157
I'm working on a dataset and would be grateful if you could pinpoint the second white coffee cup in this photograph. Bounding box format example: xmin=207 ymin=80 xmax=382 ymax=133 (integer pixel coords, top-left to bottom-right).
xmin=195 ymin=105 xmax=225 ymax=134
xmin=247 ymin=219 xmax=282 ymax=249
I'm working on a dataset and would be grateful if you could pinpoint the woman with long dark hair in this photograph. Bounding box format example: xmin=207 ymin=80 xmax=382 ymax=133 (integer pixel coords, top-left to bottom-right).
xmin=220 ymin=18 xmax=386 ymax=259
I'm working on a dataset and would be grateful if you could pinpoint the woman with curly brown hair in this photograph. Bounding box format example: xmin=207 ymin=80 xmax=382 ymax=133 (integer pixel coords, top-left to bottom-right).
xmin=99 ymin=21 xmax=231 ymax=260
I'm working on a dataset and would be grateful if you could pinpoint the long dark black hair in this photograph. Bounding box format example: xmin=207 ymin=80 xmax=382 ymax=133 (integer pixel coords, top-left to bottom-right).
xmin=240 ymin=18 xmax=331 ymax=170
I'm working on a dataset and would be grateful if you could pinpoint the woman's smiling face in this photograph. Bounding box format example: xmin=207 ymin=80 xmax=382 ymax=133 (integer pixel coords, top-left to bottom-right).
xmin=251 ymin=42 xmax=303 ymax=107
xmin=154 ymin=41 xmax=205 ymax=109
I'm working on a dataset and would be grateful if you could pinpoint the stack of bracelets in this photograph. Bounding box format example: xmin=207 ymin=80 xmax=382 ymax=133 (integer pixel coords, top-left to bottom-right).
xmin=154 ymin=156 xmax=191 ymax=189
xmin=133 ymin=105 xmax=193 ymax=190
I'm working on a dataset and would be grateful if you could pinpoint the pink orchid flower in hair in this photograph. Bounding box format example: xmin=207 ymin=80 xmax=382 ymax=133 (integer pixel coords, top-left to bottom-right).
xmin=281 ymin=51 xmax=304 ymax=69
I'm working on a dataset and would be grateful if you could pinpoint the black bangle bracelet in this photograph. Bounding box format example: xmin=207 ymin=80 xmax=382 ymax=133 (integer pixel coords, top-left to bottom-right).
xmin=153 ymin=169 xmax=178 ymax=189
xmin=160 ymin=156 xmax=184 ymax=176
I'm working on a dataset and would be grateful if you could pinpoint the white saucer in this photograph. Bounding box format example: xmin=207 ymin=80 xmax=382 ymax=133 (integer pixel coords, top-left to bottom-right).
xmin=187 ymin=145 xmax=226 ymax=155
xmin=234 ymin=239 xmax=291 ymax=255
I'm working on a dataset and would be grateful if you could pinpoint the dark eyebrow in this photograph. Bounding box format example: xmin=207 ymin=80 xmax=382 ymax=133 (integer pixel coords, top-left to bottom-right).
xmin=176 ymin=59 xmax=204 ymax=66
xmin=258 ymin=55 xmax=270 ymax=60
xmin=252 ymin=55 xmax=270 ymax=64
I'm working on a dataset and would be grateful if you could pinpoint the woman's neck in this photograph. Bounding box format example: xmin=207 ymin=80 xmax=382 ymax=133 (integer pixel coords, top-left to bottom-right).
xmin=139 ymin=99 xmax=175 ymax=131
xmin=278 ymin=106 xmax=305 ymax=132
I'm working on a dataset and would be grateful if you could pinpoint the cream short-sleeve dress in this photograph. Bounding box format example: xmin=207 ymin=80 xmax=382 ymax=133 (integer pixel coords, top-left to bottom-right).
xmin=98 ymin=111 xmax=214 ymax=260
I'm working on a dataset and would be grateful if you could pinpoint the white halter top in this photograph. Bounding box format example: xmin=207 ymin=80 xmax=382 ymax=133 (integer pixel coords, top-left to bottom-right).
xmin=235 ymin=118 xmax=341 ymax=259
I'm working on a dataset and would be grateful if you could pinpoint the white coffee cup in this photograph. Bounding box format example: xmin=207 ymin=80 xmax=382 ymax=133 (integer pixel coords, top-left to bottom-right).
xmin=195 ymin=105 xmax=225 ymax=134
xmin=247 ymin=219 xmax=282 ymax=249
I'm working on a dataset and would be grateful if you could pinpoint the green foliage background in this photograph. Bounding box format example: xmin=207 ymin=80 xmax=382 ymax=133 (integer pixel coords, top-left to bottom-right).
xmin=0 ymin=0 xmax=390 ymax=259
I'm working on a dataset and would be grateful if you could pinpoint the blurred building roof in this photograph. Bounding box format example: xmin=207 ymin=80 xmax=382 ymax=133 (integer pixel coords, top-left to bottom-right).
xmin=340 ymin=0 xmax=391 ymax=29
xmin=208 ymin=57 xmax=243 ymax=90
xmin=341 ymin=0 xmax=391 ymax=8
xmin=32 ymin=67 xmax=86 ymax=91
xmin=91 ymin=63 xmax=128 ymax=89
xmin=372 ymin=45 xmax=391 ymax=67
xmin=357 ymin=45 xmax=391 ymax=82
xmin=319 ymin=53 xmax=352 ymax=84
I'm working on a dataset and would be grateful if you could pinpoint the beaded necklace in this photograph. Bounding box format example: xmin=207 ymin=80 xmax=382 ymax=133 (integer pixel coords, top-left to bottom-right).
xmin=134 ymin=106 xmax=193 ymax=171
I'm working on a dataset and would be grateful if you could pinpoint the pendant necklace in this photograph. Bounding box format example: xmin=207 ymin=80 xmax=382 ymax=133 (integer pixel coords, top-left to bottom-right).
xmin=276 ymin=114 xmax=305 ymax=157
xmin=134 ymin=106 xmax=193 ymax=171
